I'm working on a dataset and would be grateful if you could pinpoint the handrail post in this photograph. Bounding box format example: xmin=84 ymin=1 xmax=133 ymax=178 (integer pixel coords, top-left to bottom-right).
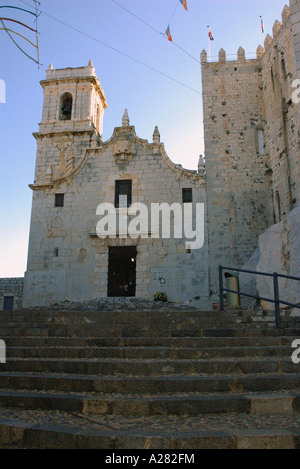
xmin=219 ymin=265 xmax=224 ymax=311
xmin=273 ymin=272 xmax=281 ymax=329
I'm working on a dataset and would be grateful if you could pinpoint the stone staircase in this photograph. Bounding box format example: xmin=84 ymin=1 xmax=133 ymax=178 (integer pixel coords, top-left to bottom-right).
xmin=0 ymin=308 xmax=299 ymax=449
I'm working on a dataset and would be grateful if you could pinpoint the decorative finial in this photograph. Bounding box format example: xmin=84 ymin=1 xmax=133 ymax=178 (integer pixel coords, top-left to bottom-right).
xmin=153 ymin=126 xmax=160 ymax=144
xmin=122 ymin=108 xmax=130 ymax=127
xmin=198 ymin=155 xmax=205 ymax=175
xmin=88 ymin=58 xmax=93 ymax=66
xmin=48 ymin=62 xmax=53 ymax=70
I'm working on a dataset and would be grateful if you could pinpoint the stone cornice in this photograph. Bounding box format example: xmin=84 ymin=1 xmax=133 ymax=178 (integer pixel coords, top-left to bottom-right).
xmin=33 ymin=128 xmax=95 ymax=140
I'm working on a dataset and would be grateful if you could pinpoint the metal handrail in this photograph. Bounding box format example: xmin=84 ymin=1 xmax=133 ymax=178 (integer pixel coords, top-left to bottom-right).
xmin=219 ymin=265 xmax=300 ymax=329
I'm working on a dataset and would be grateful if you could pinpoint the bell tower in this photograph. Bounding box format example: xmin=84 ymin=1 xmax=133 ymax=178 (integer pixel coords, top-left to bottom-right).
xmin=32 ymin=60 xmax=107 ymax=186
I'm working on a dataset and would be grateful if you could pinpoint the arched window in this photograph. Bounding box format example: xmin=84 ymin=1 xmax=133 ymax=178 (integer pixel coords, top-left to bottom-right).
xmin=59 ymin=93 xmax=72 ymax=121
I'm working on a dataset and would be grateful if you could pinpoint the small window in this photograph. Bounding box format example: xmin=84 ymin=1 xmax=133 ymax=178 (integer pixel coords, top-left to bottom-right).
xmin=281 ymin=58 xmax=286 ymax=78
xmin=54 ymin=248 xmax=59 ymax=257
xmin=3 ymin=296 xmax=14 ymax=311
xmin=257 ymin=130 xmax=265 ymax=155
xmin=182 ymin=188 xmax=193 ymax=203
xmin=276 ymin=191 xmax=281 ymax=222
xmin=59 ymin=92 xmax=72 ymax=121
xmin=55 ymin=194 xmax=64 ymax=208
xmin=115 ymin=180 xmax=132 ymax=208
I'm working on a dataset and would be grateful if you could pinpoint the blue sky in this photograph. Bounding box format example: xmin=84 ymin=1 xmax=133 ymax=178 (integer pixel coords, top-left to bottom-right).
xmin=0 ymin=0 xmax=288 ymax=277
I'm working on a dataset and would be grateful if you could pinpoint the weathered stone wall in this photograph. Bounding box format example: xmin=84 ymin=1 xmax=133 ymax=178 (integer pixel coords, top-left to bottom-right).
xmin=24 ymin=66 xmax=210 ymax=308
xmin=291 ymin=0 xmax=300 ymax=78
xmin=201 ymin=48 xmax=273 ymax=299
xmin=201 ymin=1 xmax=300 ymax=300
xmin=260 ymin=5 xmax=300 ymax=222
xmin=239 ymin=204 xmax=300 ymax=311
xmin=0 ymin=278 xmax=24 ymax=310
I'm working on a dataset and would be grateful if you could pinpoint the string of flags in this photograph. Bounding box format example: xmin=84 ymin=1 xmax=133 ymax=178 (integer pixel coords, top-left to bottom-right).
xmin=165 ymin=0 xmax=188 ymax=42
xmin=165 ymin=1 xmax=215 ymax=47
xmin=0 ymin=2 xmax=41 ymax=67
xmin=179 ymin=0 xmax=188 ymax=11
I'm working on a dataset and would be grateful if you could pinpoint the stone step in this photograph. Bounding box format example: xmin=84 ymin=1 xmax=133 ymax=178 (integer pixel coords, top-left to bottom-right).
xmin=1 ymin=316 xmax=295 ymax=326
xmin=1 ymin=335 xmax=296 ymax=348
xmin=0 ymin=326 xmax=299 ymax=338
xmin=0 ymin=389 xmax=298 ymax=417
xmin=1 ymin=357 xmax=297 ymax=375
xmin=0 ymin=308 xmax=288 ymax=318
xmin=5 ymin=345 xmax=293 ymax=360
xmin=0 ymin=409 xmax=299 ymax=449
xmin=0 ymin=372 xmax=298 ymax=394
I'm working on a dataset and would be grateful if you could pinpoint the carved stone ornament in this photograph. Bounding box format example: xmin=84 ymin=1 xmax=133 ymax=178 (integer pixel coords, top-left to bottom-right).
xmin=77 ymin=247 xmax=88 ymax=263
xmin=113 ymin=139 xmax=136 ymax=164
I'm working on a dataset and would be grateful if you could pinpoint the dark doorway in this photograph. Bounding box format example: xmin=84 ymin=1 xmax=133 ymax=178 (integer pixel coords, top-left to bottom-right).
xmin=108 ymin=247 xmax=136 ymax=297
xmin=3 ymin=296 xmax=14 ymax=311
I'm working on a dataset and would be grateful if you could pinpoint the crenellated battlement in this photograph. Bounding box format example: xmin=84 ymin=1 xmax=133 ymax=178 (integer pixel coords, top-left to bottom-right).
xmin=200 ymin=47 xmax=260 ymax=65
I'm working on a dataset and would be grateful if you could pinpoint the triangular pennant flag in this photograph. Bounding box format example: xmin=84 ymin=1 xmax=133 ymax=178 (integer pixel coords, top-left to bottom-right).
xmin=180 ymin=0 xmax=188 ymax=11
xmin=207 ymin=26 xmax=214 ymax=41
xmin=260 ymin=16 xmax=264 ymax=34
xmin=166 ymin=25 xmax=172 ymax=42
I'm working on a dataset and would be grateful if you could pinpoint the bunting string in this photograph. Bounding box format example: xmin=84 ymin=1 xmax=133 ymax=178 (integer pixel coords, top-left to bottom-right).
xmin=0 ymin=5 xmax=37 ymax=16
xmin=0 ymin=27 xmax=38 ymax=47
xmin=0 ymin=1 xmax=41 ymax=67
xmin=0 ymin=17 xmax=37 ymax=33
xmin=0 ymin=18 xmax=39 ymax=64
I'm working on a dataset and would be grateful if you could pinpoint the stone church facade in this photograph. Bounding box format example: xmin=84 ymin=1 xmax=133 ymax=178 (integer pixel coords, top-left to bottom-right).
xmin=1 ymin=0 xmax=299 ymax=310
xmin=22 ymin=61 xmax=210 ymax=307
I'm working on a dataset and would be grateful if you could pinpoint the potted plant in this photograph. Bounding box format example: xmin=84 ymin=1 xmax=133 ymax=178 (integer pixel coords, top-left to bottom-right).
xmin=154 ymin=292 xmax=168 ymax=303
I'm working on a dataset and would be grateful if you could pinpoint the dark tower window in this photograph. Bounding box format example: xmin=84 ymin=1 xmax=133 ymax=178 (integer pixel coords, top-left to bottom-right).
xmin=55 ymin=194 xmax=64 ymax=208
xmin=182 ymin=188 xmax=193 ymax=203
xmin=115 ymin=180 xmax=132 ymax=208
xmin=59 ymin=93 xmax=72 ymax=121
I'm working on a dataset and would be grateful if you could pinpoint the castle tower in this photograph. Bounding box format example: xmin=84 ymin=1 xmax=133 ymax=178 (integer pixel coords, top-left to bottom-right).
xmin=201 ymin=48 xmax=273 ymax=299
